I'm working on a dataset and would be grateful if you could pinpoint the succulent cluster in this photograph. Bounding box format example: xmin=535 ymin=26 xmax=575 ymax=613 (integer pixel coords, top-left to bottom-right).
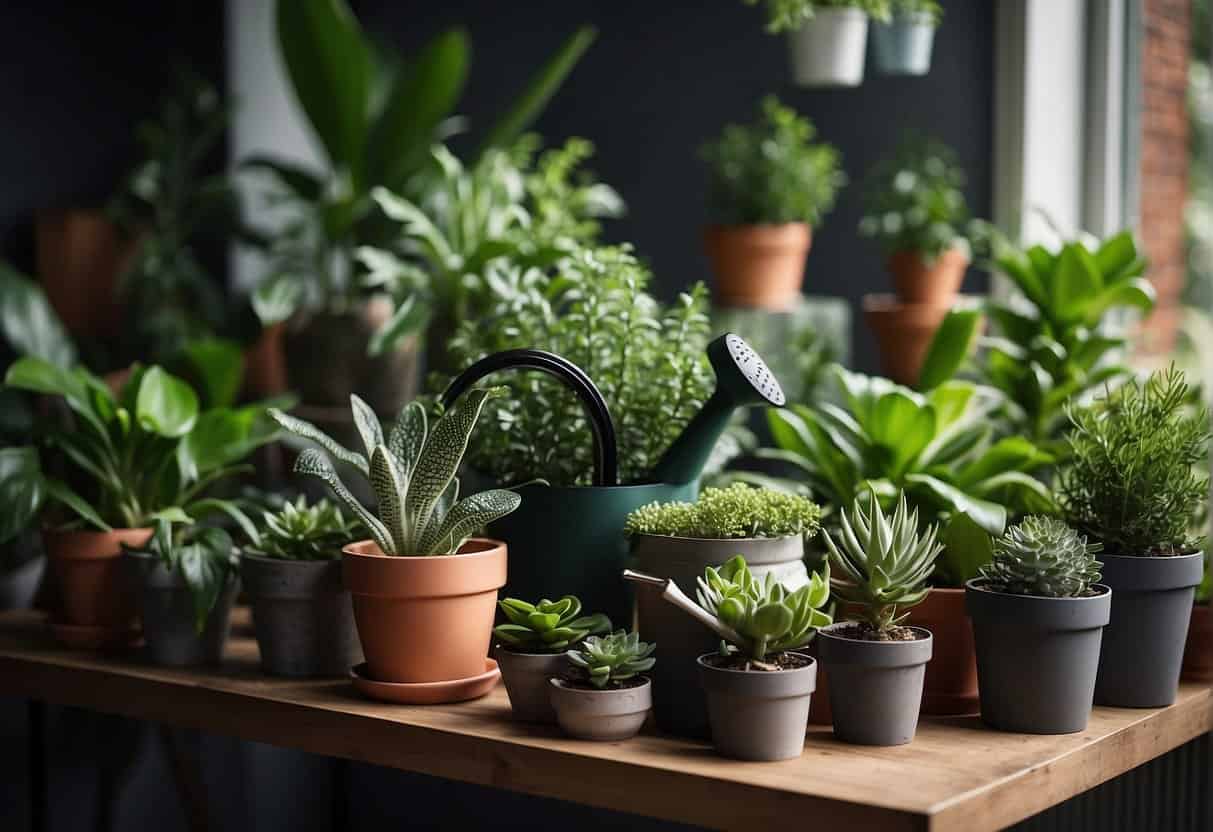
xmin=696 ymin=555 xmax=832 ymax=661
xmin=625 ymin=484 xmax=821 ymax=540
xmin=246 ymin=497 xmax=361 ymax=561
xmin=566 ymin=631 xmax=656 ymax=689
xmin=494 ymin=596 xmax=611 ymax=653
xmin=980 ymin=516 xmax=1102 ymax=598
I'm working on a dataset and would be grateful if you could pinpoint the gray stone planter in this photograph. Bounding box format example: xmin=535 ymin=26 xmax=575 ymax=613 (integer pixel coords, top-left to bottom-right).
xmin=870 ymin=13 xmax=937 ymax=76
xmin=697 ymin=651 xmax=816 ymax=761
xmin=496 ymin=649 xmax=567 ymax=723
xmin=125 ymin=551 xmax=238 ymax=667
xmin=1095 ymin=551 xmax=1204 ymax=707
xmin=967 ymin=580 xmax=1111 ymax=734
xmin=817 ymin=623 xmax=932 ymax=746
xmin=240 ymin=555 xmax=362 ymax=677
xmin=633 ymin=533 xmax=808 ymax=739
xmin=549 ymin=677 xmax=651 ymax=741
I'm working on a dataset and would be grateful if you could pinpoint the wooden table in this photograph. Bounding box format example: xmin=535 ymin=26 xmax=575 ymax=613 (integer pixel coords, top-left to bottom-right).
xmin=2 ymin=609 xmax=1210 ymax=832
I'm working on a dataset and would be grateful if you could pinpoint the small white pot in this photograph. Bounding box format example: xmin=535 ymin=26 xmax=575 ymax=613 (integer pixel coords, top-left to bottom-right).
xmin=787 ymin=8 xmax=869 ymax=87
xmin=549 ymin=678 xmax=652 ymax=741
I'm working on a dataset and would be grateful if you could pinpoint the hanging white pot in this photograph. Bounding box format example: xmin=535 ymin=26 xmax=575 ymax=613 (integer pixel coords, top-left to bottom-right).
xmin=787 ymin=8 xmax=870 ymax=87
xmin=871 ymin=12 xmax=938 ymax=76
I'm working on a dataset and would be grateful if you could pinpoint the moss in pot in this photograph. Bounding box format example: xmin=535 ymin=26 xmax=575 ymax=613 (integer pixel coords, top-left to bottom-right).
xmin=550 ymin=630 xmax=656 ymax=741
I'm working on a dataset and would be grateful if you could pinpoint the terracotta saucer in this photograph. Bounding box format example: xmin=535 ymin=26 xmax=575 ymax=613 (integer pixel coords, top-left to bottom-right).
xmin=49 ymin=619 xmax=140 ymax=650
xmin=350 ymin=659 xmax=500 ymax=705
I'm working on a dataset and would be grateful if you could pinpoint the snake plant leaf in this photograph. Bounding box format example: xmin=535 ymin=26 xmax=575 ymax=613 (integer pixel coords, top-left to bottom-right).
xmin=387 ymin=401 xmax=427 ymax=479
xmin=269 ymin=408 xmax=368 ymax=474
xmin=417 ymin=488 xmax=521 ymax=555
xmin=369 ymin=445 xmax=408 ymax=553
xmin=294 ymin=448 xmax=392 ymax=553
xmin=350 ymin=395 xmax=384 ymax=459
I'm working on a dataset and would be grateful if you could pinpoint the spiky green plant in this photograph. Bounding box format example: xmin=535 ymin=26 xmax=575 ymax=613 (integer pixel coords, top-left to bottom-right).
xmin=625 ymin=484 xmax=821 ymax=540
xmin=980 ymin=516 xmax=1102 ymax=598
xmin=245 ymin=496 xmax=361 ymax=561
xmin=824 ymin=490 xmax=943 ymax=635
xmin=566 ymin=630 xmax=656 ymax=689
xmin=696 ymin=555 xmax=833 ymax=661
xmin=494 ymin=596 xmax=611 ymax=653
xmin=268 ymin=389 xmax=520 ymax=556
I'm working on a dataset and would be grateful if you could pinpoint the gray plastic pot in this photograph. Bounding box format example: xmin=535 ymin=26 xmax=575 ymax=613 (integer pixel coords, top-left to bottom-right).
xmin=817 ymin=623 xmax=932 ymax=746
xmin=1095 ymin=551 xmax=1203 ymax=707
xmin=633 ymin=534 xmax=809 ymax=739
xmin=125 ymin=551 xmax=238 ymax=667
xmin=240 ymin=555 xmax=363 ymax=677
xmin=870 ymin=13 xmax=937 ymax=75
xmin=697 ymin=651 xmax=816 ymax=761
xmin=496 ymin=649 xmax=567 ymax=723
xmin=967 ymin=580 xmax=1111 ymax=734
xmin=549 ymin=677 xmax=651 ymax=741
xmin=786 ymin=8 xmax=869 ymax=87
xmin=0 ymin=555 xmax=44 ymax=611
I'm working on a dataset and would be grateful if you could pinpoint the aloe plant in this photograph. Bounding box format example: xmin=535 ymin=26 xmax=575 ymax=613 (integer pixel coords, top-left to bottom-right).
xmin=566 ymin=630 xmax=656 ymax=689
xmin=494 ymin=596 xmax=611 ymax=653
xmin=269 ymin=389 xmax=520 ymax=555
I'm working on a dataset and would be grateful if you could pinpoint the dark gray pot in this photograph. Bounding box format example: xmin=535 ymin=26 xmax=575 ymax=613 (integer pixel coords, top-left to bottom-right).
xmin=241 ymin=555 xmax=363 ymax=677
xmin=870 ymin=13 xmax=936 ymax=76
xmin=967 ymin=580 xmax=1111 ymax=733
xmin=633 ymin=534 xmax=808 ymax=739
xmin=125 ymin=551 xmax=238 ymax=667
xmin=0 ymin=555 xmax=45 ymax=611
xmin=817 ymin=623 xmax=932 ymax=746
xmin=496 ymin=649 xmax=567 ymax=723
xmin=697 ymin=651 xmax=816 ymax=761
xmin=1095 ymin=551 xmax=1203 ymax=707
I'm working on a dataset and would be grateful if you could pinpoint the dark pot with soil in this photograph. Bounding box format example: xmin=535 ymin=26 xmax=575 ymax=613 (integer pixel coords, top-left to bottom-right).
xmin=549 ymin=630 xmax=655 ymax=741
xmin=0 ymin=530 xmax=45 ymax=612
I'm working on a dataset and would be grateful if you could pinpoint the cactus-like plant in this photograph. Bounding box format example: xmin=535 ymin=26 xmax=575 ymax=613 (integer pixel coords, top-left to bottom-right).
xmin=246 ymin=497 xmax=362 ymax=561
xmin=494 ymin=596 xmax=612 ymax=653
xmin=566 ymin=630 xmax=656 ymax=689
xmin=979 ymin=516 xmax=1102 ymax=598
xmin=824 ymin=490 xmax=943 ymax=636
xmin=696 ymin=555 xmax=832 ymax=662
xmin=625 ymin=483 xmax=822 ymax=540
xmin=269 ymin=389 xmax=521 ymax=556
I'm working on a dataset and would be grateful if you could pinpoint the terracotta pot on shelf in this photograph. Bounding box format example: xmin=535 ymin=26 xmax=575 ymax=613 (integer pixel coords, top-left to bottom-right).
xmin=863 ymin=294 xmax=951 ymax=387
xmin=703 ymin=223 xmax=812 ymax=311
xmin=1182 ymin=603 xmax=1213 ymax=684
xmin=905 ymin=587 xmax=979 ymax=715
xmin=35 ymin=210 xmax=139 ymax=340
xmin=888 ymin=247 xmax=969 ymax=305
xmin=43 ymin=527 xmax=153 ymax=648
xmin=244 ymin=323 xmax=290 ymax=398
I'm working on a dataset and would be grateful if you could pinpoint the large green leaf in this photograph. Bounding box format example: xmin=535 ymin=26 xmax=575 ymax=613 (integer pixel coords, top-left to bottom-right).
xmin=175 ymin=526 xmax=236 ymax=634
xmin=1083 ymin=278 xmax=1156 ymax=323
xmin=1050 ymin=243 xmax=1103 ymax=324
xmin=43 ymin=477 xmax=111 ymax=531
xmin=367 ymin=294 xmax=429 ymax=357
xmin=0 ymin=447 xmax=44 ymax=543
xmin=136 ymin=367 xmax=199 ymax=438
xmin=178 ymin=409 xmax=252 ymax=481
xmin=971 ymin=471 xmax=1056 ymax=515
xmin=5 ymin=357 xmax=110 ymax=439
xmin=0 ymin=264 xmax=76 ymax=368
xmin=904 ymin=473 xmax=1006 ymax=536
xmin=1093 ymin=230 xmax=1140 ymax=278
xmin=917 ymin=307 xmax=983 ymax=391
xmin=869 ymin=391 xmax=935 ymax=478
xmin=937 ymin=511 xmax=995 ymax=585
xmin=955 ymin=436 xmax=1051 ymax=488
xmin=239 ymin=156 xmax=326 ymax=201
xmin=181 ymin=337 xmax=244 ymax=409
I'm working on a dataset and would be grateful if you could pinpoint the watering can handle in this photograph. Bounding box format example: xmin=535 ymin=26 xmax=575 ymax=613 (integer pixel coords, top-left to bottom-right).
xmin=438 ymin=348 xmax=619 ymax=487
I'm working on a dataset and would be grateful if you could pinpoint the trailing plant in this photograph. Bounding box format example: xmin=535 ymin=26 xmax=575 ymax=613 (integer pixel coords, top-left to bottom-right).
xmin=625 ymin=483 xmax=821 ymax=540
xmin=700 ymin=95 xmax=845 ymax=227
xmin=1059 ymin=367 xmax=1211 ymax=554
xmin=979 ymin=515 xmax=1102 ymax=598
xmin=244 ymin=496 xmax=361 ymax=561
xmin=824 ymin=491 xmax=943 ymax=637
xmin=269 ymin=390 xmax=521 ymax=555
xmin=566 ymin=630 xmax=656 ymax=688
xmin=445 ymin=245 xmax=714 ymax=486
xmin=889 ymin=0 xmax=943 ymax=23
xmin=142 ymin=519 xmax=237 ymax=633
xmin=494 ymin=596 xmax=611 ymax=653
xmin=696 ymin=554 xmax=832 ymax=662
xmin=742 ymin=0 xmax=890 ymax=32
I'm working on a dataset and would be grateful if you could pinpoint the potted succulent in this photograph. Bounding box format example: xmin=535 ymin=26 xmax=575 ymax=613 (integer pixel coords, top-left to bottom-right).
xmin=745 ymin=0 xmax=891 ymax=87
xmin=270 ymin=390 xmax=521 ymax=703
xmin=967 ymin=516 xmax=1110 ymax=733
xmin=1059 ymin=368 xmax=1211 ymax=707
xmin=626 ymin=483 xmax=822 ymax=738
xmin=695 ymin=555 xmax=832 ymax=761
xmin=240 ymin=496 xmax=365 ymax=677
xmin=819 ymin=492 xmax=941 ymax=746
xmin=549 ymin=630 xmax=656 ymax=741
xmin=493 ymin=596 xmax=611 ymax=722
xmin=870 ymin=0 xmax=943 ymax=76
xmin=700 ymin=96 xmax=845 ymax=310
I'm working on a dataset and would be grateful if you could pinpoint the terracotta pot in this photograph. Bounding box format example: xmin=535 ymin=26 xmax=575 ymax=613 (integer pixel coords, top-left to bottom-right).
xmin=1182 ymin=604 xmax=1213 ymax=684
xmin=342 ymin=538 xmax=507 ymax=684
xmin=863 ymin=294 xmax=951 ymax=387
xmin=905 ymin=587 xmax=979 ymax=715
xmin=888 ymin=248 xmax=969 ymax=305
xmin=43 ymin=528 xmax=152 ymax=633
xmin=703 ymin=224 xmax=812 ymax=311
xmin=243 ymin=323 xmax=289 ymax=398
xmin=35 ymin=210 xmax=139 ymax=340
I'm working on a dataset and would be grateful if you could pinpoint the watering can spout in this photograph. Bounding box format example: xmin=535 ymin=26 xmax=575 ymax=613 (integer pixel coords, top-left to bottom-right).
xmin=651 ymin=333 xmax=786 ymax=485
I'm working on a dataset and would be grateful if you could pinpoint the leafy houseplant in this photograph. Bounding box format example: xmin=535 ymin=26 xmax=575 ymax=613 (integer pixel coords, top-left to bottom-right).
xmin=744 ymin=1 xmax=891 ymax=86
xmin=625 ymin=483 xmax=821 ymax=539
xmin=966 ymin=516 xmax=1111 ymax=734
xmin=870 ymin=1 xmax=944 ymax=76
xmin=549 ymin=631 xmax=656 ymax=741
xmin=700 ymin=96 xmax=845 ymax=309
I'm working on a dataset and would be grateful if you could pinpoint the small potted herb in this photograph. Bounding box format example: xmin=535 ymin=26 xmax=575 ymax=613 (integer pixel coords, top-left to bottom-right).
xmin=700 ymin=96 xmax=845 ymax=310
xmin=819 ymin=492 xmax=940 ymax=746
xmin=967 ymin=516 xmax=1110 ymax=733
xmin=494 ymin=596 xmax=611 ymax=722
xmin=695 ymin=555 xmax=832 ymax=761
xmin=1059 ymin=368 xmax=1211 ymax=707
xmin=549 ymin=630 xmax=656 ymax=741
xmin=744 ymin=0 xmax=891 ymax=87
xmin=240 ymin=497 xmax=365 ymax=677
xmin=870 ymin=0 xmax=943 ymax=76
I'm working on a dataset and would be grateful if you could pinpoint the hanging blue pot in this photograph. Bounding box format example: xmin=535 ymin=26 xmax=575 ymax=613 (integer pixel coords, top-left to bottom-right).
xmin=871 ymin=13 xmax=937 ymax=76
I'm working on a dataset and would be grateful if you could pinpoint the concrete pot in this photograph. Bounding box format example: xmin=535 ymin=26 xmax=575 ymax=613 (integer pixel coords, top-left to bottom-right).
xmin=1095 ymin=551 xmax=1203 ymax=707
xmin=818 ymin=623 xmax=932 ymax=746
xmin=697 ymin=651 xmax=815 ymax=761
xmin=497 ymin=649 xmax=567 ymax=723
xmin=967 ymin=581 xmax=1111 ymax=734
xmin=633 ymin=533 xmax=809 ymax=739
xmin=863 ymin=294 xmax=951 ymax=387
xmin=124 ymin=551 xmax=239 ymax=667
xmin=703 ymin=224 xmax=812 ymax=310
xmin=0 ymin=555 xmax=45 ymax=611
xmin=907 ymin=587 xmax=978 ymax=715
xmin=240 ymin=555 xmax=362 ymax=677
xmin=549 ymin=677 xmax=651 ymax=741
xmin=870 ymin=13 xmax=937 ymax=76
xmin=1182 ymin=603 xmax=1213 ymax=683
xmin=787 ymin=8 xmax=868 ymax=87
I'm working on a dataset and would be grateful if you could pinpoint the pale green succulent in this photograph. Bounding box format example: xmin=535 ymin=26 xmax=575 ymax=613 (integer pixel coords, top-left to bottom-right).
xmin=494 ymin=596 xmax=611 ymax=653
xmin=824 ymin=490 xmax=943 ymax=634
xmin=566 ymin=630 xmax=656 ymax=689
xmin=696 ymin=555 xmax=832 ymax=661
xmin=980 ymin=516 xmax=1102 ymax=598
xmin=625 ymin=483 xmax=821 ymax=540
xmin=246 ymin=496 xmax=361 ymax=561
xmin=269 ymin=389 xmax=520 ymax=556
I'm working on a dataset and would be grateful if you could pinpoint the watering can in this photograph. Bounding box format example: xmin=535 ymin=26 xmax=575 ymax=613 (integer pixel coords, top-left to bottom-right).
xmin=440 ymin=333 xmax=786 ymax=627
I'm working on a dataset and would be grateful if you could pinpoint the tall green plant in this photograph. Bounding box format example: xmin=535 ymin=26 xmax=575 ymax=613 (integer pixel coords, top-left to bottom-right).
xmin=742 ymin=0 xmax=891 ymax=32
